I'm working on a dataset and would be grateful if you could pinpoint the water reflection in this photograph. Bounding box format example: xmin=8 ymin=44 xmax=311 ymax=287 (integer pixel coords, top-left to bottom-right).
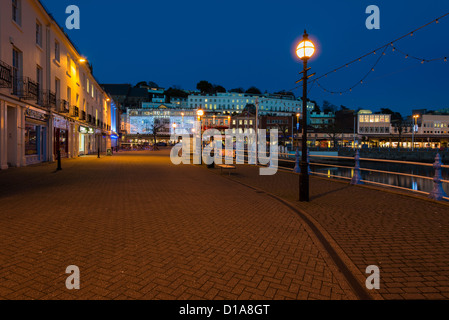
xmin=311 ymin=160 xmax=449 ymax=195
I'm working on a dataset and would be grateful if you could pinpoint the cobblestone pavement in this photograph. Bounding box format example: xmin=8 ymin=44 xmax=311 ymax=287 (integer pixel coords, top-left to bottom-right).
xmin=224 ymin=164 xmax=449 ymax=300
xmin=0 ymin=150 xmax=356 ymax=300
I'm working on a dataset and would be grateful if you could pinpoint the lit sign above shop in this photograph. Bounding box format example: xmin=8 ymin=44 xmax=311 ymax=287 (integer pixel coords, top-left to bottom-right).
xmin=79 ymin=126 xmax=94 ymax=134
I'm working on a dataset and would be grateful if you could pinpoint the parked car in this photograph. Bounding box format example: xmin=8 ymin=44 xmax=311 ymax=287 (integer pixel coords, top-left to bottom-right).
xmin=156 ymin=142 xmax=167 ymax=147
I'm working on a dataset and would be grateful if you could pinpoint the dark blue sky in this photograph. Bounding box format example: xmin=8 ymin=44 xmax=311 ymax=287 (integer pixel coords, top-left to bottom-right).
xmin=41 ymin=0 xmax=449 ymax=115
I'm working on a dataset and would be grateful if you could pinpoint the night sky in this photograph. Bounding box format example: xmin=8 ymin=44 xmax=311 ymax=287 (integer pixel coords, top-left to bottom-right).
xmin=40 ymin=0 xmax=449 ymax=115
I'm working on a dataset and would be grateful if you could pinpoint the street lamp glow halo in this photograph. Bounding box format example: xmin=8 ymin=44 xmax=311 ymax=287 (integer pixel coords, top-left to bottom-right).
xmin=197 ymin=109 xmax=204 ymax=117
xmin=296 ymin=40 xmax=315 ymax=59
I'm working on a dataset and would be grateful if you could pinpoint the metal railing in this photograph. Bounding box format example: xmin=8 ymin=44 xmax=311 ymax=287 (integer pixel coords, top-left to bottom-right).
xmin=42 ymin=90 xmax=57 ymax=110
xmin=58 ymin=99 xmax=70 ymax=113
xmin=218 ymin=147 xmax=449 ymax=201
xmin=0 ymin=60 xmax=13 ymax=88
xmin=71 ymin=106 xmax=79 ymax=118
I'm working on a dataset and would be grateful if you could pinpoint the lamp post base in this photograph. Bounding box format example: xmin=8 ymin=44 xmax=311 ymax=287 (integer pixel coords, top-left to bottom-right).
xmin=299 ymin=163 xmax=310 ymax=202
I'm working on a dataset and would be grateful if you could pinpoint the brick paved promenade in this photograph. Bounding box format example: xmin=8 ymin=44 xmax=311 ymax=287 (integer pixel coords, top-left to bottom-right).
xmin=225 ymin=164 xmax=449 ymax=300
xmin=0 ymin=150 xmax=356 ymax=300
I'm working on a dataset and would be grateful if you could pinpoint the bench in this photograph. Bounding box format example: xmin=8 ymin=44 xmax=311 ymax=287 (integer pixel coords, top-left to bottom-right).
xmin=217 ymin=164 xmax=236 ymax=175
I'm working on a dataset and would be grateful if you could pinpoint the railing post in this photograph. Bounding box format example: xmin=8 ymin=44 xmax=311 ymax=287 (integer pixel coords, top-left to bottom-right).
xmin=429 ymin=153 xmax=448 ymax=201
xmin=351 ymin=149 xmax=363 ymax=185
xmin=294 ymin=147 xmax=300 ymax=173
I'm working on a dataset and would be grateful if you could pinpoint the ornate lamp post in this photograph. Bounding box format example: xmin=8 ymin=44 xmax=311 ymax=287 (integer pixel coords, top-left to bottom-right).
xmin=412 ymin=114 xmax=419 ymax=151
xmin=197 ymin=109 xmax=204 ymax=164
xmin=296 ymin=30 xmax=316 ymax=202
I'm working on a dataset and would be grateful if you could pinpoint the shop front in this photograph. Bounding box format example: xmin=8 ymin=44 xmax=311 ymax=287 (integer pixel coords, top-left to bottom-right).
xmin=78 ymin=125 xmax=95 ymax=155
xmin=25 ymin=108 xmax=49 ymax=165
xmin=53 ymin=115 xmax=70 ymax=158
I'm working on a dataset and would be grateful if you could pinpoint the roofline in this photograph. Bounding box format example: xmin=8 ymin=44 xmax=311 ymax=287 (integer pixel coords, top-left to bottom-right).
xmin=35 ymin=0 xmax=109 ymax=98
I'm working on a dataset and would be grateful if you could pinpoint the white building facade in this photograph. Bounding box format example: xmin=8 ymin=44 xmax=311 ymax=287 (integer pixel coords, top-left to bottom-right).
xmin=0 ymin=0 xmax=114 ymax=169
xmin=187 ymin=92 xmax=314 ymax=116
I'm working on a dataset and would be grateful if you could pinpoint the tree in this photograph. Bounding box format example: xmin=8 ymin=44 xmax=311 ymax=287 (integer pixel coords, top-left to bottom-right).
xmin=164 ymin=87 xmax=188 ymax=99
xmin=148 ymin=81 xmax=159 ymax=88
xmin=230 ymin=88 xmax=244 ymax=93
xmin=148 ymin=120 xmax=165 ymax=145
xmin=323 ymin=100 xmax=337 ymax=113
xmin=321 ymin=123 xmax=345 ymax=148
xmin=390 ymin=113 xmax=405 ymax=149
xmin=135 ymin=81 xmax=148 ymax=88
xmin=275 ymin=121 xmax=291 ymax=147
xmin=213 ymin=85 xmax=226 ymax=93
xmin=196 ymin=80 xmax=214 ymax=94
xmin=245 ymin=87 xmax=261 ymax=94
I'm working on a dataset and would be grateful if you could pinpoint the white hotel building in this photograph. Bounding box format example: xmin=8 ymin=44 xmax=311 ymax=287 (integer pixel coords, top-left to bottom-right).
xmin=0 ymin=0 xmax=116 ymax=169
xmin=187 ymin=92 xmax=314 ymax=116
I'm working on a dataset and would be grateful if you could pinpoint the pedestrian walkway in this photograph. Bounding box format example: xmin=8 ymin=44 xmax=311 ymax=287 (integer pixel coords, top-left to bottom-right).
xmin=221 ymin=164 xmax=449 ymax=300
xmin=0 ymin=150 xmax=356 ymax=300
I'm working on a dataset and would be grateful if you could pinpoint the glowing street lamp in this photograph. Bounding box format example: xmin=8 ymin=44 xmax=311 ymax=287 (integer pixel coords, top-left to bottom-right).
xmin=412 ymin=114 xmax=420 ymax=151
xmin=197 ymin=109 xmax=204 ymax=164
xmin=296 ymin=30 xmax=316 ymax=202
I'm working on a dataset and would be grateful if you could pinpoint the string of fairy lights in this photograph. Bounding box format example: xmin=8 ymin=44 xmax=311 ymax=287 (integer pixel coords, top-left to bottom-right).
xmin=289 ymin=12 xmax=449 ymax=97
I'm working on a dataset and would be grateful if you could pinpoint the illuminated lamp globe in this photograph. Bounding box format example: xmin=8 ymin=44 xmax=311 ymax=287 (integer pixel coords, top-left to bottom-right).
xmin=296 ymin=39 xmax=315 ymax=60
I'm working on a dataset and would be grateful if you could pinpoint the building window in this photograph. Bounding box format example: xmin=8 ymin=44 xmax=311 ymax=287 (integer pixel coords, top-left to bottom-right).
xmin=55 ymin=41 xmax=60 ymax=62
xmin=55 ymin=78 xmax=60 ymax=100
xmin=67 ymin=86 xmax=71 ymax=105
xmin=66 ymin=55 xmax=71 ymax=77
xmin=12 ymin=48 xmax=22 ymax=94
xmin=36 ymin=21 xmax=42 ymax=46
xmin=12 ymin=0 xmax=21 ymax=25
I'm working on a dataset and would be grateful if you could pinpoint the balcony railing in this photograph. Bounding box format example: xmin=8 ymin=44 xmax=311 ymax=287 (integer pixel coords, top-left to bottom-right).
xmin=0 ymin=60 xmax=13 ymax=88
xmin=11 ymin=76 xmax=40 ymax=101
xmin=12 ymin=76 xmax=27 ymax=97
xmin=42 ymin=90 xmax=57 ymax=110
xmin=58 ymin=99 xmax=70 ymax=113
xmin=26 ymin=78 xmax=38 ymax=100
xmin=71 ymin=106 xmax=79 ymax=118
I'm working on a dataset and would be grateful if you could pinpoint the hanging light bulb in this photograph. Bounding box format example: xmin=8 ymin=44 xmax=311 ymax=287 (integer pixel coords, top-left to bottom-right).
xmin=360 ymin=80 xmax=363 ymax=84
xmin=392 ymin=47 xmax=395 ymax=52
xmin=405 ymin=54 xmax=409 ymax=59
xmin=374 ymin=51 xmax=377 ymax=55
xmin=410 ymin=32 xmax=414 ymax=36
xmin=436 ymin=19 xmax=439 ymax=24
xmin=371 ymin=68 xmax=375 ymax=71
xmin=444 ymin=57 xmax=447 ymax=62
xmin=421 ymin=60 xmax=425 ymax=64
